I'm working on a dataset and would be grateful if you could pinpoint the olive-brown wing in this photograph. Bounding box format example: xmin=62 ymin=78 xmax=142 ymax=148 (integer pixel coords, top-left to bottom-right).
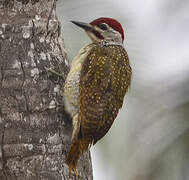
xmin=78 ymin=45 xmax=132 ymax=144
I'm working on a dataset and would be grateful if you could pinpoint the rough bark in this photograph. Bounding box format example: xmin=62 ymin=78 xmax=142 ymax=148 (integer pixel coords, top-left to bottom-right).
xmin=0 ymin=0 xmax=93 ymax=179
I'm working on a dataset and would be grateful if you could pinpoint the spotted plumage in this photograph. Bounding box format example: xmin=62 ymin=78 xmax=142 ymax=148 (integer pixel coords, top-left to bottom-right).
xmin=64 ymin=17 xmax=132 ymax=176
xmin=79 ymin=43 xmax=131 ymax=144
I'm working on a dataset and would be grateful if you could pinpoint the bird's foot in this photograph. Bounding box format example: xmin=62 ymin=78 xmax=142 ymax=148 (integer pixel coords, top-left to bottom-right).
xmin=68 ymin=164 xmax=78 ymax=178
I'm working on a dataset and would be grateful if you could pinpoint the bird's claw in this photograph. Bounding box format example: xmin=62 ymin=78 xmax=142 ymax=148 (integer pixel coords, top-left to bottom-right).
xmin=68 ymin=165 xmax=78 ymax=178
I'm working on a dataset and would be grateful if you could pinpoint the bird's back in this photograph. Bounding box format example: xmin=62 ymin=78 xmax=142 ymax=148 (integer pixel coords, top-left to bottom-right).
xmin=78 ymin=43 xmax=132 ymax=144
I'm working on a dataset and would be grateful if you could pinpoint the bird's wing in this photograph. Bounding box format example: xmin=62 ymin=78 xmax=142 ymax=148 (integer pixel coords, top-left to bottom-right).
xmin=78 ymin=44 xmax=132 ymax=144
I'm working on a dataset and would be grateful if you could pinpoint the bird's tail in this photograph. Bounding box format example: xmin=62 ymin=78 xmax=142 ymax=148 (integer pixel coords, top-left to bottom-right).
xmin=66 ymin=138 xmax=92 ymax=176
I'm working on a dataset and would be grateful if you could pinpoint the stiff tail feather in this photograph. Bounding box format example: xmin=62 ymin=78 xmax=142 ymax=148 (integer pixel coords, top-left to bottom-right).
xmin=66 ymin=138 xmax=92 ymax=176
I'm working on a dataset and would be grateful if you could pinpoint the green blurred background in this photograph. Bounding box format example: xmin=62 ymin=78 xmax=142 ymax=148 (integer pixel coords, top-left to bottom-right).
xmin=57 ymin=0 xmax=189 ymax=179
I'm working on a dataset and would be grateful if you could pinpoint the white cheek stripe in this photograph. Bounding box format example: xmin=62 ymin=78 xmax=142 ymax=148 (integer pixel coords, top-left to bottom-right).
xmin=87 ymin=27 xmax=123 ymax=46
xmin=103 ymin=41 xmax=123 ymax=47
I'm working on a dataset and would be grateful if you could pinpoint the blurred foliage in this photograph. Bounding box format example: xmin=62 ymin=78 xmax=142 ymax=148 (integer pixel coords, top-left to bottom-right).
xmin=57 ymin=0 xmax=189 ymax=179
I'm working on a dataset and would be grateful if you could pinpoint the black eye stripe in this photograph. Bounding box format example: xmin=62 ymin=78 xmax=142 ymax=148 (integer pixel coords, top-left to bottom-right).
xmin=98 ymin=23 xmax=108 ymax=30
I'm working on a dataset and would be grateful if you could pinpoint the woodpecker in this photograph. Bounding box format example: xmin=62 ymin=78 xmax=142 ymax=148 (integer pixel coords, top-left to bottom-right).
xmin=64 ymin=17 xmax=132 ymax=176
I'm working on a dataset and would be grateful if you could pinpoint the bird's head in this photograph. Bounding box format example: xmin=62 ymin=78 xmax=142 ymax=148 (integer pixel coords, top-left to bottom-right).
xmin=71 ymin=17 xmax=124 ymax=45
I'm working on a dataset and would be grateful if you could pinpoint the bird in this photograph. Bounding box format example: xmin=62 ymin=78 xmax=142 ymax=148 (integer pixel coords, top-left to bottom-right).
xmin=63 ymin=17 xmax=132 ymax=176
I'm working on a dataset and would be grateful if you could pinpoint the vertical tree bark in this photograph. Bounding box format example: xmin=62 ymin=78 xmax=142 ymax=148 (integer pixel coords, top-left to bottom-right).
xmin=0 ymin=0 xmax=93 ymax=179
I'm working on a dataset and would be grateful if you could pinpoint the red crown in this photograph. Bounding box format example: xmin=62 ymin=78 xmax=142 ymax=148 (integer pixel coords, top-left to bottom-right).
xmin=90 ymin=17 xmax=124 ymax=41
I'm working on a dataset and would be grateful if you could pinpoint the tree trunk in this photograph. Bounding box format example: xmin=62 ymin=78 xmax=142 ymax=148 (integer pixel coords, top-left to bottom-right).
xmin=0 ymin=0 xmax=93 ymax=179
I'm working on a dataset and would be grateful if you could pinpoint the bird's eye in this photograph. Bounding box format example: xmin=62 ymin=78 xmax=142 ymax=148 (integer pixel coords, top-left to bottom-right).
xmin=98 ymin=23 xmax=108 ymax=30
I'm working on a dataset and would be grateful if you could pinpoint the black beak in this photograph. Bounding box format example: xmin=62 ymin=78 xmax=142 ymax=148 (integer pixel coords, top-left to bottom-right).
xmin=71 ymin=21 xmax=93 ymax=31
